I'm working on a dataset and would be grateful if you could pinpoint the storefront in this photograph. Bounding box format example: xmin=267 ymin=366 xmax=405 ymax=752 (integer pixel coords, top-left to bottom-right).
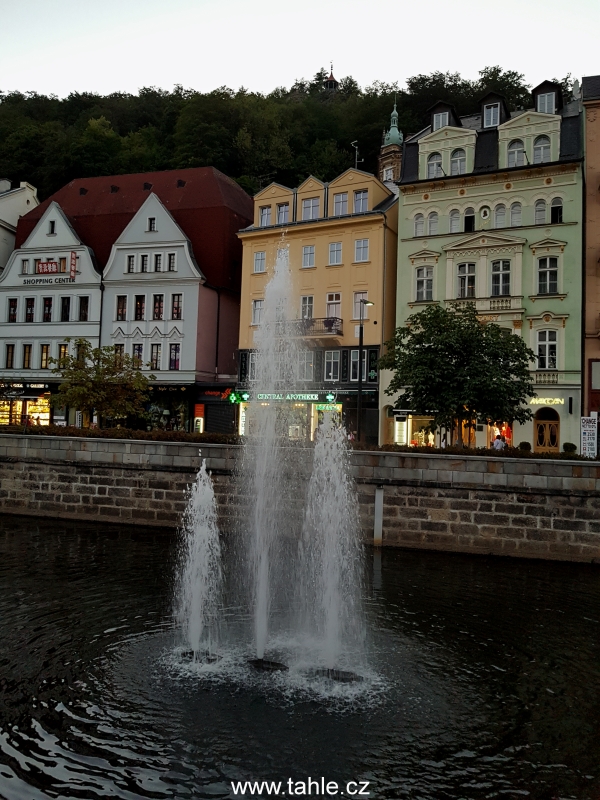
xmin=0 ymin=383 xmax=52 ymax=426
xmin=146 ymin=385 xmax=193 ymax=431
xmin=195 ymin=386 xmax=237 ymax=434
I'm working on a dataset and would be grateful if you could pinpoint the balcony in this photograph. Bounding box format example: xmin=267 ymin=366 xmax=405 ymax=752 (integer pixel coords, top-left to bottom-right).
xmin=449 ymin=296 xmax=524 ymax=312
xmin=277 ymin=317 xmax=343 ymax=337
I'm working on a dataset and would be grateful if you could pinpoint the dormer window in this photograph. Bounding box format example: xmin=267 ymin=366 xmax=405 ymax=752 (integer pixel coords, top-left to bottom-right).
xmin=148 ymin=217 xmax=156 ymax=232
xmin=484 ymin=103 xmax=500 ymax=128
xmin=508 ymin=140 xmax=525 ymax=168
xmin=354 ymin=190 xmax=368 ymax=213
xmin=427 ymin=152 xmax=443 ymax=179
xmin=259 ymin=206 xmax=272 ymax=226
xmin=450 ymin=149 xmax=466 ymax=175
xmin=533 ymin=135 xmax=551 ymax=164
xmin=383 ymin=167 xmax=393 ymax=181
xmin=537 ymin=92 xmax=555 ymax=114
xmin=48 ymin=220 xmax=56 ymax=235
xmin=433 ymin=112 xmax=449 ymax=131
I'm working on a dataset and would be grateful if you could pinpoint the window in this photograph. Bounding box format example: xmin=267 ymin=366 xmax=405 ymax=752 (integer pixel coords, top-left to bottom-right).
xmin=171 ymin=294 xmax=182 ymax=320
xmin=298 ymin=350 xmax=313 ymax=381
xmin=58 ymin=344 xmax=69 ymax=365
xmin=39 ymin=344 xmax=50 ymax=369
xmin=42 ymin=297 xmax=52 ymax=322
xmin=276 ymin=203 xmax=289 ymax=224
xmin=168 ymin=253 xmax=176 ymax=271
xmin=252 ymin=299 xmax=264 ymax=325
xmin=428 ymin=212 xmax=438 ymax=236
xmin=457 ymin=263 xmax=475 ymax=298
xmin=449 ymin=209 xmax=460 ymax=233
xmin=302 ymin=197 xmax=319 ymax=220
xmin=48 ymin=220 xmax=56 ymax=235
xmin=8 ymin=299 xmax=17 ymax=323
xmin=150 ymin=344 xmax=161 ymax=370
xmin=433 ymin=111 xmax=449 ymax=131
xmin=333 ymin=193 xmax=348 ymax=216
xmin=169 ymin=343 xmax=180 ymax=371
xmin=59 ymin=257 xmax=66 ymax=273
xmin=134 ymin=295 xmax=145 ymax=321
xmin=427 ymin=152 xmax=443 ymax=179
xmin=354 ymin=190 xmax=368 ymax=213
xmin=133 ymin=343 xmax=143 ymax=366
xmin=79 ymin=296 xmax=89 ymax=322
xmin=416 ymin=267 xmax=433 ymax=301
xmin=491 ymin=260 xmax=510 ymax=296
xmin=329 ymin=242 xmax=342 ymax=265
xmin=510 ymin=202 xmax=522 ymax=227
xmin=302 ymin=245 xmax=315 ymax=268
xmin=355 ymin=238 xmax=369 ymax=262
xmin=148 ymin=217 xmax=156 ymax=231
xmin=508 ymin=139 xmax=525 ymax=168
xmin=154 ymin=253 xmax=162 ymax=272
xmin=494 ymin=204 xmax=506 ymax=228
xmin=301 ymin=295 xmax=313 ymax=319
xmin=450 ymin=149 xmax=466 ymax=175
xmin=21 ymin=259 xmax=29 ymax=275
xmin=535 ymin=199 xmax=547 ymax=225
xmin=259 ymin=206 xmax=271 ymax=226
xmin=537 ymin=92 xmax=555 ymax=114
xmin=153 ymin=294 xmax=164 ymax=320
xmin=484 ymin=103 xmax=499 ymax=128
xmin=538 ymin=330 xmax=557 ymax=369
xmin=414 ymin=213 xmax=425 ymax=236
xmin=551 ymin=197 xmax=563 ymax=224
xmin=383 ymin=167 xmax=393 ymax=181
xmin=538 ymin=257 xmax=558 ymax=294
xmin=5 ymin=344 xmax=14 ymax=369
xmin=326 ymin=292 xmax=341 ymax=318
xmin=114 ymin=344 xmax=124 ymax=364
xmin=34 ymin=259 xmax=41 ymax=273
xmin=324 ymin=350 xmax=340 ymax=381
xmin=533 ymin=135 xmax=551 ymax=164
xmin=353 ymin=291 xmax=368 ymax=319
xmin=22 ymin=344 xmax=32 ymax=369
xmin=116 ymin=296 xmax=127 ymax=321
xmin=60 ymin=297 xmax=70 ymax=322
xmin=254 ymin=251 xmax=266 ymax=273
xmin=247 ymin=351 xmax=257 ymax=381
xmin=127 ymin=255 xmax=135 ymax=273
xmin=25 ymin=298 xmax=35 ymax=323
xmin=350 ymin=349 xmax=367 ymax=381
xmin=140 ymin=254 xmax=149 ymax=273
xmin=464 ymin=207 xmax=475 ymax=233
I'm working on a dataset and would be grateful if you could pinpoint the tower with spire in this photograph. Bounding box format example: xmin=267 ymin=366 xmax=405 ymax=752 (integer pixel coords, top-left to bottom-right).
xmin=324 ymin=63 xmax=339 ymax=92
xmin=378 ymin=102 xmax=403 ymax=187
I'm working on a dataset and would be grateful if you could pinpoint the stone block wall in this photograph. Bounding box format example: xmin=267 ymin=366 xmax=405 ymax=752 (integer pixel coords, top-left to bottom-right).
xmin=1 ymin=434 xmax=599 ymax=563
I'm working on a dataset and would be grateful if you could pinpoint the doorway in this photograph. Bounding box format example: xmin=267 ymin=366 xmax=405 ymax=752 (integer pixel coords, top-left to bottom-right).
xmin=534 ymin=408 xmax=560 ymax=454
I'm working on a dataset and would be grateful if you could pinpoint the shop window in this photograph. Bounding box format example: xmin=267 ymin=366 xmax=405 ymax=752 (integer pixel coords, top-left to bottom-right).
xmin=416 ymin=267 xmax=433 ymax=301
xmin=538 ymin=257 xmax=558 ymax=294
xmin=551 ymin=198 xmax=563 ymax=224
xmin=457 ymin=263 xmax=475 ymax=298
xmin=324 ymin=351 xmax=340 ymax=381
xmin=491 ymin=260 xmax=510 ymax=296
xmin=537 ymin=330 xmax=557 ymax=369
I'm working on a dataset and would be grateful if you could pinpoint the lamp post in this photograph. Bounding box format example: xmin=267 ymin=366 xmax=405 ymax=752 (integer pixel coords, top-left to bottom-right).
xmin=357 ymin=299 xmax=374 ymax=443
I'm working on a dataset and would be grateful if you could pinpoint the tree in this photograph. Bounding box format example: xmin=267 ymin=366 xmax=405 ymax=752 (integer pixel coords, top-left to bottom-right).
xmin=379 ymin=304 xmax=537 ymax=446
xmin=50 ymin=338 xmax=155 ymax=427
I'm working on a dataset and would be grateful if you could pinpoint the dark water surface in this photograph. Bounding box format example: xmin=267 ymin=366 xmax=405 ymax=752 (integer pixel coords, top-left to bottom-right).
xmin=0 ymin=515 xmax=599 ymax=800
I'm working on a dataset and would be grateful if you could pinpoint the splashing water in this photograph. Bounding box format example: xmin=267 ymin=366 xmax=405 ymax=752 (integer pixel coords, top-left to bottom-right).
xmin=175 ymin=461 xmax=222 ymax=658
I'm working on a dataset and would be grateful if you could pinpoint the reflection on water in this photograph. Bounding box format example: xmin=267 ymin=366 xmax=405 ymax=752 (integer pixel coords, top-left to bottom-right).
xmin=0 ymin=515 xmax=599 ymax=799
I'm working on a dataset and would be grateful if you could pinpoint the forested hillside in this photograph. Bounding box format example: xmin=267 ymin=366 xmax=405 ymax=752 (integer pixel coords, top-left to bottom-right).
xmin=0 ymin=67 xmax=572 ymax=199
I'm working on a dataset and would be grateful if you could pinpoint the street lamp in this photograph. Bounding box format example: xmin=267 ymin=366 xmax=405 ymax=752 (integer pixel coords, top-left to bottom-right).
xmin=357 ymin=299 xmax=374 ymax=443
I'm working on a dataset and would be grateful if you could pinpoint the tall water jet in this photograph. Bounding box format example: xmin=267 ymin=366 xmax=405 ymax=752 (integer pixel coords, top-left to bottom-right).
xmin=175 ymin=461 xmax=222 ymax=659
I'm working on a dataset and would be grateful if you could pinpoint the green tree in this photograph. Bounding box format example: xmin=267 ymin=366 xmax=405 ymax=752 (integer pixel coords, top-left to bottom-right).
xmin=50 ymin=338 xmax=155 ymax=427
xmin=379 ymin=304 xmax=537 ymax=446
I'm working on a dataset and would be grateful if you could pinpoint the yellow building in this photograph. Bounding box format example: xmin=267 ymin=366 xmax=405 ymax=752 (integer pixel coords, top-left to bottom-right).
xmin=237 ymin=168 xmax=398 ymax=445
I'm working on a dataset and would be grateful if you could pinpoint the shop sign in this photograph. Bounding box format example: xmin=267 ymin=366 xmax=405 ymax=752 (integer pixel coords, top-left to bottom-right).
xmin=37 ymin=261 xmax=58 ymax=274
xmin=581 ymin=414 xmax=597 ymax=458
xmin=23 ymin=276 xmax=75 ymax=285
xmin=70 ymin=251 xmax=77 ymax=280
xmin=530 ymin=398 xmax=564 ymax=405
xmin=194 ymin=404 xmax=205 ymax=418
xmin=231 ymin=391 xmax=337 ymax=404
xmin=199 ymin=388 xmax=233 ymax=401
xmin=315 ymin=403 xmax=343 ymax=412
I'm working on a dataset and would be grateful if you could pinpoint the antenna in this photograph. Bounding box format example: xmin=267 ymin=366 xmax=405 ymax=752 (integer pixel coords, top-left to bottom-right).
xmin=351 ymin=140 xmax=364 ymax=170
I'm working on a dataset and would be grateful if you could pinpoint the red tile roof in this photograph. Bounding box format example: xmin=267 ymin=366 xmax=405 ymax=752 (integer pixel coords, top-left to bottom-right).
xmin=15 ymin=167 xmax=253 ymax=291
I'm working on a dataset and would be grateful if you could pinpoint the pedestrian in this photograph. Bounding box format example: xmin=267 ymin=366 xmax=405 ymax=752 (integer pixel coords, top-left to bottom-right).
xmin=492 ymin=434 xmax=505 ymax=451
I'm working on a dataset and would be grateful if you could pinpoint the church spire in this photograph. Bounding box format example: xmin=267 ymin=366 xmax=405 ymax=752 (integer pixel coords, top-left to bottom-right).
xmin=384 ymin=101 xmax=403 ymax=146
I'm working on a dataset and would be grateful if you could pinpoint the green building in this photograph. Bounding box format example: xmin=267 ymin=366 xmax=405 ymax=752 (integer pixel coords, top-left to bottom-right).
xmin=384 ymin=82 xmax=583 ymax=453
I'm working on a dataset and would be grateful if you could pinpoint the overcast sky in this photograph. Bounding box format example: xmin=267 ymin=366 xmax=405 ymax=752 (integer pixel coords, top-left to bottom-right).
xmin=2 ymin=0 xmax=599 ymax=98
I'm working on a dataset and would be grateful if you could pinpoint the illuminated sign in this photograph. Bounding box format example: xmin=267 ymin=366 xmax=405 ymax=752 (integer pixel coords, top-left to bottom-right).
xmin=70 ymin=251 xmax=77 ymax=280
xmin=232 ymin=391 xmax=338 ymax=404
xmin=315 ymin=403 xmax=342 ymax=412
xmin=37 ymin=261 xmax=58 ymax=274
xmin=530 ymin=398 xmax=564 ymax=405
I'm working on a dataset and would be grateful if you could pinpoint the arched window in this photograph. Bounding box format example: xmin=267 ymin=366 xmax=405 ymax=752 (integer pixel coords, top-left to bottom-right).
xmin=535 ymin=199 xmax=547 ymax=225
xmin=551 ymin=197 xmax=563 ymax=224
xmin=449 ymin=209 xmax=460 ymax=233
xmin=494 ymin=204 xmax=506 ymax=228
xmin=510 ymin=202 xmax=522 ymax=227
xmin=414 ymin=213 xmax=424 ymax=237
xmin=491 ymin=260 xmax=511 ymax=296
xmin=538 ymin=257 xmax=558 ymax=294
xmin=450 ymin=149 xmax=466 ymax=175
xmin=428 ymin=212 xmax=438 ymax=235
xmin=464 ymin=207 xmax=475 ymax=232
xmin=507 ymin=139 xmax=525 ymax=168
xmin=533 ymin=135 xmax=551 ymax=164
xmin=416 ymin=267 xmax=433 ymax=301
xmin=537 ymin=330 xmax=557 ymax=370
xmin=427 ymin=152 xmax=443 ymax=179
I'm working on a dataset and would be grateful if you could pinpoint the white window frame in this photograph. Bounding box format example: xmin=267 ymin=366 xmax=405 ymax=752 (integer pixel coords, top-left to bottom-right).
xmin=494 ymin=204 xmax=506 ymax=228
xmin=449 ymin=209 xmax=460 ymax=234
xmin=326 ymin=292 xmax=341 ymax=318
xmin=353 ymin=190 xmax=368 ymax=213
xmin=450 ymin=149 xmax=466 ymax=175
xmin=537 ymin=329 xmax=557 ymax=370
xmin=254 ymin=251 xmax=266 ymax=273
xmin=491 ymin=260 xmax=511 ymax=297
xmin=538 ymin=257 xmax=559 ymax=295
xmin=427 ymin=212 xmax=438 ymax=236
xmin=355 ymin=238 xmax=369 ymax=262
xmin=248 ymin=351 xmax=257 ymax=382
xmin=457 ymin=262 xmax=476 ymax=299
xmin=302 ymin=197 xmax=319 ymax=220
xmin=433 ymin=112 xmax=449 ymax=131
xmin=329 ymin=242 xmax=342 ymax=265
xmin=333 ymin=193 xmax=348 ymax=216
xmin=259 ymin=206 xmax=271 ymax=227
xmin=301 ymin=295 xmax=313 ymax=319
xmin=427 ymin=153 xmax=442 ymax=179
xmin=302 ymin=245 xmax=315 ymax=268
xmin=507 ymin=140 xmax=525 ymax=168
xmin=252 ymin=299 xmax=264 ymax=325
xmin=414 ymin=213 xmax=424 ymax=237
xmin=416 ymin=267 xmax=433 ymax=301
xmin=550 ymin=197 xmax=563 ymax=224
xmin=533 ymin=136 xmax=551 ymax=164
xmin=150 ymin=343 xmax=161 ymax=371
xmin=276 ymin=203 xmax=289 ymax=224
xmin=21 ymin=259 xmax=29 ymax=275
xmin=510 ymin=202 xmax=522 ymax=227
xmin=324 ymin=350 xmax=340 ymax=381
xmin=535 ymin=199 xmax=547 ymax=225
xmin=484 ymin=103 xmax=500 ymax=128
xmin=353 ymin=291 xmax=368 ymax=319
xmin=537 ymin=92 xmax=555 ymax=114
xmin=383 ymin=167 xmax=393 ymax=181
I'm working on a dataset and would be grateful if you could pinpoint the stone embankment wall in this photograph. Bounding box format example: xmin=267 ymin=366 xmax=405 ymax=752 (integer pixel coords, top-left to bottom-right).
xmin=0 ymin=434 xmax=599 ymax=563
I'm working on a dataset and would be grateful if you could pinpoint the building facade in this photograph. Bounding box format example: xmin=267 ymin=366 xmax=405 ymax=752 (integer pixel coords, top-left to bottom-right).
xmin=393 ymin=82 xmax=583 ymax=453
xmin=0 ymin=180 xmax=38 ymax=270
xmin=237 ymin=168 xmax=398 ymax=445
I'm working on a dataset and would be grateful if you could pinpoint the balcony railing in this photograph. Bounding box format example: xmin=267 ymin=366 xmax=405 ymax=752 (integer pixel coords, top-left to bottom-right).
xmin=276 ymin=317 xmax=343 ymax=337
xmin=448 ymin=296 xmax=524 ymax=312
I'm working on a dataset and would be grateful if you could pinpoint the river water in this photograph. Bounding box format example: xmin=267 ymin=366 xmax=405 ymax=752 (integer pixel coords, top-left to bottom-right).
xmin=0 ymin=515 xmax=599 ymax=800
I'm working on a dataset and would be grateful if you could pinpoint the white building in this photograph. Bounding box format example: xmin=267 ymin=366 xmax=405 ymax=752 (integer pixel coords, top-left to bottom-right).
xmin=0 ymin=202 xmax=101 ymax=424
xmin=0 ymin=179 xmax=38 ymax=270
